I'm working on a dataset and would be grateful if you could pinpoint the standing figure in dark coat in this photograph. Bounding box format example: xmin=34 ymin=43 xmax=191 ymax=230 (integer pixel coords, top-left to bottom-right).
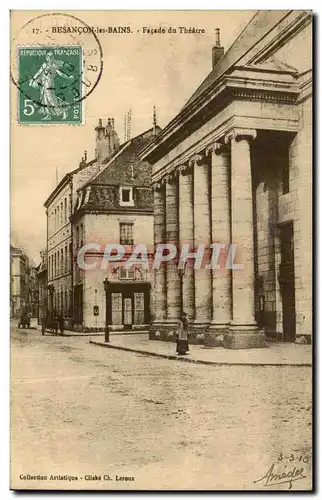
xmin=58 ymin=313 xmax=64 ymax=334
xmin=41 ymin=318 xmax=46 ymax=336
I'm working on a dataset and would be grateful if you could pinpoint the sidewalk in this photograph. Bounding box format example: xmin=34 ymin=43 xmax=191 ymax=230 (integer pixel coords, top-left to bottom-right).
xmin=89 ymin=334 xmax=312 ymax=367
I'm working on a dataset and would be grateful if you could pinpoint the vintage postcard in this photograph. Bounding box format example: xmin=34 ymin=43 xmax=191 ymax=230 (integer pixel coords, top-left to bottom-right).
xmin=10 ymin=10 xmax=313 ymax=491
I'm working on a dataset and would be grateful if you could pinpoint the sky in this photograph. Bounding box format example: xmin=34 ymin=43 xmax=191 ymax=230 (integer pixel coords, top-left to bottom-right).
xmin=11 ymin=10 xmax=256 ymax=263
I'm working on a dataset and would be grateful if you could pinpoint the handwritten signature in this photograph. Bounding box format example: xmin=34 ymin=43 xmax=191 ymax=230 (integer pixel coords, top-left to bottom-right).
xmin=254 ymin=463 xmax=307 ymax=489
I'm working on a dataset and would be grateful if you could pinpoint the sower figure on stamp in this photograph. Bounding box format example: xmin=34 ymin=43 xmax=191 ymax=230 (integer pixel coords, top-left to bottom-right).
xmin=29 ymin=51 xmax=73 ymax=121
xmin=176 ymin=312 xmax=190 ymax=355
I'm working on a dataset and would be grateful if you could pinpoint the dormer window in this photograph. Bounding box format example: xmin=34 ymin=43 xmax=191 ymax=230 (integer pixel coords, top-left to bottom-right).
xmin=120 ymin=186 xmax=134 ymax=206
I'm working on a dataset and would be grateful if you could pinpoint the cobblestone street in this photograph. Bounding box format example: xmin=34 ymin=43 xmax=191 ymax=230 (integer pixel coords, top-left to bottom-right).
xmin=11 ymin=326 xmax=312 ymax=491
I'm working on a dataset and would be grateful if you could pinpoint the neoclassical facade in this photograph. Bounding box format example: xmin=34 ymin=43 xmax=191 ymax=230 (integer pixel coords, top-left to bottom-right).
xmin=141 ymin=10 xmax=312 ymax=349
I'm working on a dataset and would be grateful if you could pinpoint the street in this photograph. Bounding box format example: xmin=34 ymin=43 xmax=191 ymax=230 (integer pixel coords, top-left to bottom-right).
xmin=11 ymin=325 xmax=312 ymax=491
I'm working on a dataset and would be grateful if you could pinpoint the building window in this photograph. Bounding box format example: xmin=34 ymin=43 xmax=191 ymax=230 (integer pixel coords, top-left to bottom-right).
xmin=134 ymin=292 xmax=144 ymax=324
xmin=119 ymin=186 xmax=134 ymax=206
xmin=68 ymin=194 xmax=72 ymax=218
xmin=119 ymin=266 xmax=135 ymax=280
xmin=84 ymin=186 xmax=91 ymax=204
xmin=65 ymin=245 xmax=68 ymax=272
xmin=119 ymin=222 xmax=133 ymax=245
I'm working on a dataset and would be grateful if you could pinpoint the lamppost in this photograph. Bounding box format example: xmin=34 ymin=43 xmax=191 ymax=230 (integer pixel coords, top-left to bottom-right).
xmin=103 ymin=278 xmax=110 ymax=343
xmin=47 ymin=284 xmax=55 ymax=317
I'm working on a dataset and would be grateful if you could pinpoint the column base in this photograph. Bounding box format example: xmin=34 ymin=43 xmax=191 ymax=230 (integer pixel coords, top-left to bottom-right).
xmin=205 ymin=323 xmax=230 ymax=347
xmin=295 ymin=334 xmax=311 ymax=345
xmin=149 ymin=320 xmax=178 ymax=342
xmin=190 ymin=321 xmax=210 ymax=345
xmin=223 ymin=326 xmax=266 ymax=349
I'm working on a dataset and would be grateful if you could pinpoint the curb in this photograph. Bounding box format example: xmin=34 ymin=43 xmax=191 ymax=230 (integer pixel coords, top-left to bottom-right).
xmin=89 ymin=341 xmax=312 ymax=367
xmin=60 ymin=331 xmax=148 ymax=337
xmin=60 ymin=333 xmax=105 ymax=337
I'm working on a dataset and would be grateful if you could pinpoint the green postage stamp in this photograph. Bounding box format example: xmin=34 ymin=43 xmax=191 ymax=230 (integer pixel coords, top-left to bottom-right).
xmin=18 ymin=46 xmax=82 ymax=124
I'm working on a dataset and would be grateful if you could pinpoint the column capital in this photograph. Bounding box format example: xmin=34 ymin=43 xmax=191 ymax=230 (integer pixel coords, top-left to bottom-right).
xmin=163 ymin=172 xmax=176 ymax=185
xmin=205 ymin=142 xmax=227 ymax=156
xmin=224 ymin=128 xmax=257 ymax=144
xmin=188 ymin=153 xmax=204 ymax=168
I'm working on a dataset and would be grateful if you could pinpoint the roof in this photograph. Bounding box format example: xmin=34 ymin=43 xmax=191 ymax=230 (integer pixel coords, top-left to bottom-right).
xmin=81 ymin=126 xmax=161 ymax=189
xmin=140 ymin=10 xmax=310 ymax=164
xmin=10 ymin=245 xmax=22 ymax=255
xmin=82 ymin=185 xmax=153 ymax=213
xmin=182 ymin=10 xmax=292 ymax=110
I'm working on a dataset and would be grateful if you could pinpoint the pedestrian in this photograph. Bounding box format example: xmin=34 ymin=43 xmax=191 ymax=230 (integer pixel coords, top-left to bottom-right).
xmin=41 ymin=317 xmax=46 ymax=336
xmin=58 ymin=313 xmax=64 ymax=334
xmin=176 ymin=312 xmax=189 ymax=355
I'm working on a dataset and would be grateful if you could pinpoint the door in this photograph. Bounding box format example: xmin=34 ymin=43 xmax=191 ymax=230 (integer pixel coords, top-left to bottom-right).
xmin=279 ymin=222 xmax=296 ymax=342
xmin=123 ymin=297 xmax=133 ymax=329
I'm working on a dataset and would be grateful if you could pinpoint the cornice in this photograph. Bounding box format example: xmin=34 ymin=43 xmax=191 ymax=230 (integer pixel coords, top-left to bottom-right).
xmin=152 ymin=182 xmax=162 ymax=192
xmin=297 ymin=71 xmax=312 ymax=104
xmin=188 ymin=154 xmax=204 ymax=167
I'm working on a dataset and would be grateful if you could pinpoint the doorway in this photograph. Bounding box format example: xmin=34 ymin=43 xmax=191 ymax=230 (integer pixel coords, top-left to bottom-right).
xmin=279 ymin=222 xmax=296 ymax=342
xmin=107 ymin=284 xmax=150 ymax=329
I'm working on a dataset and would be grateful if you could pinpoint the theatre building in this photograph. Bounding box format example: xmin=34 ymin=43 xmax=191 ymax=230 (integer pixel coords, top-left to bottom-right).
xmin=141 ymin=11 xmax=312 ymax=348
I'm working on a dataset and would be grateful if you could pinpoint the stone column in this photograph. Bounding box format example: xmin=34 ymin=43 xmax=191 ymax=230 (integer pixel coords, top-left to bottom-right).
xmin=190 ymin=153 xmax=212 ymax=338
xmin=151 ymin=182 xmax=166 ymax=338
xmin=205 ymin=142 xmax=232 ymax=346
xmin=178 ymin=164 xmax=195 ymax=320
xmin=224 ymin=128 xmax=266 ymax=349
xmin=165 ymin=173 xmax=181 ymax=325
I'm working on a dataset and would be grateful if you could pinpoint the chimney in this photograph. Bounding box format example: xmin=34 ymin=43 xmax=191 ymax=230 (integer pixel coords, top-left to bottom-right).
xmin=84 ymin=150 xmax=87 ymax=162
xmin=212 ymin=28 xmax=224 ymax=68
